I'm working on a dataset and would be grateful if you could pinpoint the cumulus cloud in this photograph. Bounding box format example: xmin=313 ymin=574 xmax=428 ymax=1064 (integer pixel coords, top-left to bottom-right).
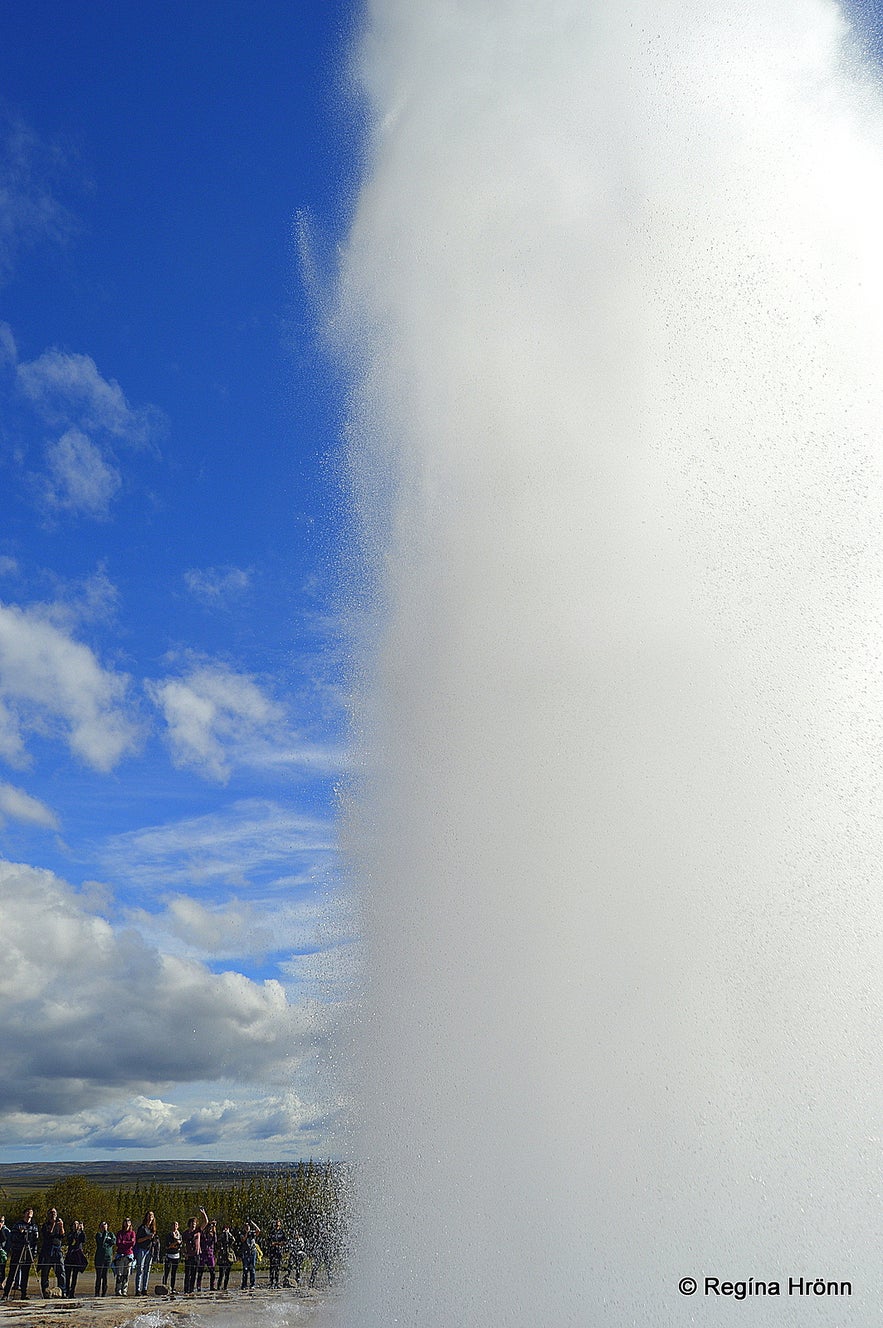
xmin=80 ymin=1096 xmax=181 ymax=1150
xmin=0 ymin=1089 xmax=336 ymax=1156
xmin=0 ymin=860 xmax=320 ymax=1118
xmin=42 ymin=427 xmax=121 ymax=517
xmin=0 ymin=781 xmax=59 ymax=829
xmin=0 ymin=601 xmax=139 ymax=770
xmin=146 ymin=660 xmax=344 ymax=781
xmin=184 ymin=565 xmax=251 ymax=604
xmin=147 ymin=663 xmax=286 ymax=782
xmin=179 ymin=1091 xmax=326 ymax=1146
xmin=102 ymin=798 xmax=335 ymax=891
xmin=17 ymin=348 xmax=159 ymax=448
xmin=164 ymin=895 xmax=264 ymax=953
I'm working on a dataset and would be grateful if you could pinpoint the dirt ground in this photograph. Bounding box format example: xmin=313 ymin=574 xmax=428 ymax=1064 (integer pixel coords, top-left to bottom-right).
xmin=0 ymin=1284 xmax=329 ymax=1328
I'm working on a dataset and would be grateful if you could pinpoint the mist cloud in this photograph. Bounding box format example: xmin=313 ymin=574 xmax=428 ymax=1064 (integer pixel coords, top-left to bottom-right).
xmin=340 ymin=1 xmax=883 ymax=1322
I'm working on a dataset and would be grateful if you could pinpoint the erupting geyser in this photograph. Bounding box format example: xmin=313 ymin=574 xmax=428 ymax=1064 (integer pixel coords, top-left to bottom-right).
xmin=336 ymin=1 xmax=883 ymax=1323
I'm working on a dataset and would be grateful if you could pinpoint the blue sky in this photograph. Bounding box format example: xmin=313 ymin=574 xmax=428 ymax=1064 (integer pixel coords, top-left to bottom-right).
xmin=0 ymin=0 xmax=358 ymax=1159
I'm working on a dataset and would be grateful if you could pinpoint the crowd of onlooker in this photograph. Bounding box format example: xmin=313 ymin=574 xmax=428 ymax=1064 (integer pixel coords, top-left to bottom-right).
xmin=0 ymin=1204 xmax=336 ymax=1300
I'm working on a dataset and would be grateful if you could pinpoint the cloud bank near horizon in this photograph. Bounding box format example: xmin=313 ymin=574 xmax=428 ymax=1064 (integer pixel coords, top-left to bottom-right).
xmin=0 ymin=859 xmax=347 ymax=1155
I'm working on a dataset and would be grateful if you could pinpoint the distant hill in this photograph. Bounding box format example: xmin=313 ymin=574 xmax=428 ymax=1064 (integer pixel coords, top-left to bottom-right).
xmin=0 ymin=1159 xmax=308 ymax=1195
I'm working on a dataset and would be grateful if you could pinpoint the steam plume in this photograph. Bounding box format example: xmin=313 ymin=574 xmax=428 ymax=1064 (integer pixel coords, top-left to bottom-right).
xmin=338 ymin=3 xmax=883 ymax=1323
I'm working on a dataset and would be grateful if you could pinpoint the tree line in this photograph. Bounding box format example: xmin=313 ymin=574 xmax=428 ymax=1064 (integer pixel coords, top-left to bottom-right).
xmin=3 ymin=1161 xmax=349 ymax=1259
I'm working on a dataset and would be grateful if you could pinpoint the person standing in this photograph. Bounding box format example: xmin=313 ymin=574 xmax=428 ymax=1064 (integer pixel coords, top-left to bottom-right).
xmin=216 ymin=1222 xmax=236 ymax=1291
xmin=0 ymin=1215 xmax=9 ymax=1287
xmin=182 ymin=1213 xmax=203 ymax=1294
xmin=267 ymin=1218 xmax=286 ymax=1289
xmin=133 ymin=1211 xmax=156 ymax=1294
xmin=239 ymin=1220 xmax=260 ymax=1291
xmin=2 ymin=1208 xmax=38 ymax=1300
xmin=285 ymin=1231 xmax=306 ymax=1286
xmin=93 ymin=1222 xmax=115 ymax=1297
xmin=163 ymin=1220 xmax=183 ymax=1293
xmin=65 ymin=1220 xmax=87 ymax=1296
xmin=196 ymin=1218 xmax=217 ymax=1291
xmin=114 ymin=1218 xmax=135 ymax=1296
xmin=39 ymin=1208 xmax=66 ymax=1298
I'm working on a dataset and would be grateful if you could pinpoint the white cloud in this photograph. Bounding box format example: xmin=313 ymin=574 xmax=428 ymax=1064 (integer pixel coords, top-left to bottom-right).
xmin=0 ymin=1088 xmax=337 ymax=1156
xmin=0 ymin=859 xmax=322 ymax=1119
xmin=0 ymin=781 xmax=59 ymax=829
xmin=184 ymin=565 xmax=251 ymax=604
xmin=0 ymin=698 xmax=28 ymax=767
xmin=1 ymin=318 xmax=160 ymax=522
xmin=102 ymin=798 xmax=335 ymax=891
xmin=124 ymin=888 xmax=354 ymax=975
xmin=0 ymin=600 xmax=140 ymax=770
xmin=42 ymin=427 xmax=121 ymax=518
xmin=82 ymin=1096 xmax=181 ymax=1150
xmin=146 ymin=660 xmax=344 ymax=782
xmin=167 ymin=895 xmax=260 ymax=951
xmin=17 ymin=348 xmax=159 ymax=447
xmin=147 ymin=663 xmax=285 ymax=782
xmin=178 ymin=1091 xmax=326 ymax=1146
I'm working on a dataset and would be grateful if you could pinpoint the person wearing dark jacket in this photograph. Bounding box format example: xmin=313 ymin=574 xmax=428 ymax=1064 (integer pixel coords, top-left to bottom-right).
xmin=134 ymin=1211 xmax=157 ymax=1295
xmin=239 ymin=1221 xmax=260 ymax=1290
xmin=196 ymin=1219 xmax=218 ymax=1291
xmin=182 ymin=1213 xmax=203 ymax=1294
xmin=94 ymin=1223 xmax=115 ymax=1297
xmin=267 ymin=1218 xmax=286 ymax=1288
xmin=163 ymin=1221 xmax=183 ymax=1292
xmin=39 ymin=1209 xmax=66 ymax=1298
xmin=216 ymin=1223 xmax=236 ymax=1291
xmin=65 ymin=1221 xmax=87 ymax=1296
xmin=2 ymin=1208 xmax=39 ymax=1300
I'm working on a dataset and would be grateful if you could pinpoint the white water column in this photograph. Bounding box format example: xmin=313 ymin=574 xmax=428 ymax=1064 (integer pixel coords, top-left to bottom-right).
xmin=338 ymin=2 xmax=883 ymax=1323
